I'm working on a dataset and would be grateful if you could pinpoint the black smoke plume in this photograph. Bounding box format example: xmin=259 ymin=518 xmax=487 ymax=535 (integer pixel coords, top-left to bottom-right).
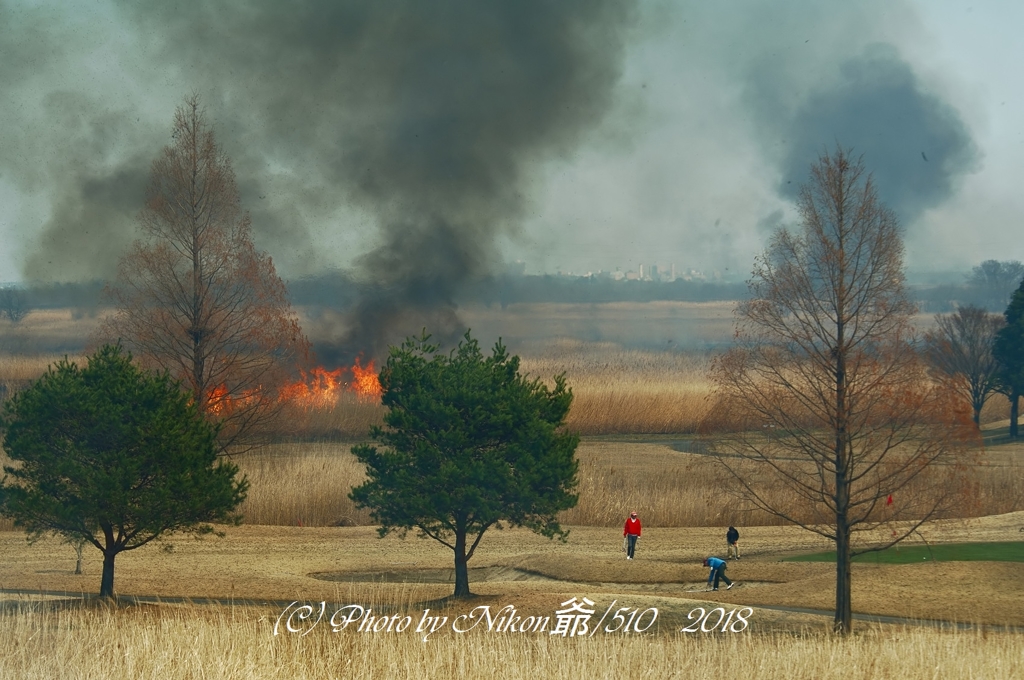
xmin=772 ymin=44 xmax=979 ymax=223
xmin=127 ymin=0 xmax=637 ymax=358
xmin=2 ymin=1 xmax=636 ymax=358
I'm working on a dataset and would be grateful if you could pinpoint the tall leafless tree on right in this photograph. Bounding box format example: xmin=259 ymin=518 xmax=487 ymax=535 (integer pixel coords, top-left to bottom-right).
xmin=707 ymin=147 xmax=976 ymax=635
xmin=922 ymin=305 xmax=1004 ymax=426
xmin=102 ymin=94 xmax=310 ymax=452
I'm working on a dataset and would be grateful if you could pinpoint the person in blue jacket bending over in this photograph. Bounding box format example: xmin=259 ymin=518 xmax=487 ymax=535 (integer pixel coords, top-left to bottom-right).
xmin=703 ymin=556 xmax=735 ymax=591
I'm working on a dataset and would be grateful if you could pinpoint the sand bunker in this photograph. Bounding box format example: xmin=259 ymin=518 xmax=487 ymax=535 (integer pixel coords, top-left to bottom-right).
xmin=311 ymin=566 xmax=557 ymax=584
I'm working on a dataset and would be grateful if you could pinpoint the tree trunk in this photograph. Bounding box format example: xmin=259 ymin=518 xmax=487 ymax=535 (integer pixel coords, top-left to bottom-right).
xmin=190 ymin=223 xmax=207 ymax=410
xmin=1011 ymin=390 xmax=1019 ymax=438
xmin=834 ymin=520 xmax=852 ymax=634
xmin=100 ymin=550 xmax=116 ymax=598
xmin=453 ymin=528 xmax=471 ymax=598
xmin=833 ymin=234 xmax=851 ymax=634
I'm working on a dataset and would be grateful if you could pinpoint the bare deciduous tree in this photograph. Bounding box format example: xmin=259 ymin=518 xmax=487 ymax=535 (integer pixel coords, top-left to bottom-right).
xmin=922 ymin=305 xmax=1004 ymax=425
xmin=706 ymin=147 xmax=976 ymax=634
xmin=0 ymin=287 xmax=29 ymax=324
xmin=102 ymin=94 xmax=310 ymax=452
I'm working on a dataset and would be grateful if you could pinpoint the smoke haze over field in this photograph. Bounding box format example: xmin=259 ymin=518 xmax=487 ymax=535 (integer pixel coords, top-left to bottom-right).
xmin=1 ymin=1 xmax=1022 ymax=348
xmin=3 ymin=0 xmax=638 ymax=354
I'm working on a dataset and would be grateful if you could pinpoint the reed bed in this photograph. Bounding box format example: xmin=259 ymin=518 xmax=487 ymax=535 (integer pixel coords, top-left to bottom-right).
xmin=276 ymin=395 xmax=385 ymax=440
xmin=519 ymin=342 xmax=715 ymax=435
xmin=0 ymin=352 xmax=83 ymax=407
xmin=974 ymin=447 xmax=1024 ymax=516
xmin=233 ymin=441 xmax=755 ymax=528
xmin=232 ymin=440 xmax=1023 ymax=528
xmin=980 ymin=394 xmax=1012 ymax=423
xmin=0 ymin=352 xmax=74 ymax=380
xmin=5 ymin=338 xmax=1008 ymax=439
xmin=9 ymin=438 xmax=1020 ymax=530
xmin=0 ymin=309 xmax=101 ymax=356
xmin=0 ymin=602 xmax=1018 ymax=679
xmin=281 ymin=343 xmax=716 ymax=437
xmin=3 ymin=339 xmax=1022 ymax=529
xmin=0 ymin=447 xmax=14 ymax=531
xmin=560 ymin=444 xmax=770 ymax=527
xmin=235 ymin=443 xmax=374 ymax=527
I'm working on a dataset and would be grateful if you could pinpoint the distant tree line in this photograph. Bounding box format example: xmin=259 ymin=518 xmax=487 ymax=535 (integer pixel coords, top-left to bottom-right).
xmin=914 ymin=260 xmax=1024 ymax=312
xmin=7 ymin=259 xmax=1023 ymax=314
xmin=286 ymin=271 xmax=750 ymax=307
xmin=4 ymin=281 xmax=106 ymax=314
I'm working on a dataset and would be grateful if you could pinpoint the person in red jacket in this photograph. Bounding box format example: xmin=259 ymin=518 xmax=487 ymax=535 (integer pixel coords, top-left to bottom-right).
xmin=623 ymin=511 xmax=642 ymax=560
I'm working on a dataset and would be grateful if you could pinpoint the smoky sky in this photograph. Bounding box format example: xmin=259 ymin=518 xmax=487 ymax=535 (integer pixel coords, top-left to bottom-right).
xmin=0 ymin=0 xmax=995 ymax=348
xmin=1 ymin=0 xmax=637 ymax=355
xmin=160 ymin=0 xmax=639 ymax=356
xmin=764 ymin=43 xmax=979 ymax=223
xmin=700 ymin=1 xmax=979 ymax=228
xmin=468 ymin=0 xmax=987 ymax=280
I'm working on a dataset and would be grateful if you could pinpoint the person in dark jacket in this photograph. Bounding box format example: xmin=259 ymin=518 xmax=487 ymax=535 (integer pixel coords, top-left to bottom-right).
xmin=726 ymin=526 xmax=740 ymax=560
xmin=703 ymin=556 xmax=734 ymax=591
xmin=623 ymin=511 xmax=641 ymax=560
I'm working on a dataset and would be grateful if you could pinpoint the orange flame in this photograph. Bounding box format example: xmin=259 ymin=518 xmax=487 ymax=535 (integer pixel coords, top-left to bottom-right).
xmin=350 ymin=357 xmax=383 ymax=401
xmin=280 ymin=358 xmax=382 ymax=409
xmin=206 ymin=384 xmax=231 ymax=415
xmin=279 ymin=367 xmax=345 ymax=409
xmin=205 ymin=384 xmax=260 ymax=415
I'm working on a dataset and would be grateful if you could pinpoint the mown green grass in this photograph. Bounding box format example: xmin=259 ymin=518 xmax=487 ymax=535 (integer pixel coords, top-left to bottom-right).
xmin=784 ymin=541 xmax=1024 ymax=564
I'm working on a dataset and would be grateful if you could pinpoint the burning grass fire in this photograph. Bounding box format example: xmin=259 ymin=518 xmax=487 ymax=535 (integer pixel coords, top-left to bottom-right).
xmin=206 ymin=384 xmax=260 ymax=416
xmin=204 ymin=359 xmax=382 ymax=416
xmin=280 ymin=357 xmax=383 ymax=409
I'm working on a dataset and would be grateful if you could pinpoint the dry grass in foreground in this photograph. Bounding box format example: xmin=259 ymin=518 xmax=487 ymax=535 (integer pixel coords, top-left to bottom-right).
xmin=0 ymin=602 xmax=1018 ymax=680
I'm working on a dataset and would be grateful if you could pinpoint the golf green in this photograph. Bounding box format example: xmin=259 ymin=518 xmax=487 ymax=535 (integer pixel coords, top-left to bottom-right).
xmin=784 ymin=541 xmax=1024 ymax=564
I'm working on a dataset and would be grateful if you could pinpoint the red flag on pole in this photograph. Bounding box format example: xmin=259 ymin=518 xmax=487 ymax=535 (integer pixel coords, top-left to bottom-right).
xmin=886 ymin=494 xmax=893 ymax=506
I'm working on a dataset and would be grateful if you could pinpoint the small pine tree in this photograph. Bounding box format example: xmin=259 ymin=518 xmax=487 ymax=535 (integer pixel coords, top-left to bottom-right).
xmin=0 ymin=345 xmax=248 ymax=597
xmin=350 ymin=331 xmax=579 ymax=598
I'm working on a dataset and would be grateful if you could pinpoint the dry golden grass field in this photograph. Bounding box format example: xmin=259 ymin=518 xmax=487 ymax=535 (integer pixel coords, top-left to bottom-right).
xmin=1 ymin=513 xmax=1023 ymax=678
xmin=1 ymin=306 xmax=1023 ymax=677
xmin=3 ymin=512 xmax=1024 ymax=624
